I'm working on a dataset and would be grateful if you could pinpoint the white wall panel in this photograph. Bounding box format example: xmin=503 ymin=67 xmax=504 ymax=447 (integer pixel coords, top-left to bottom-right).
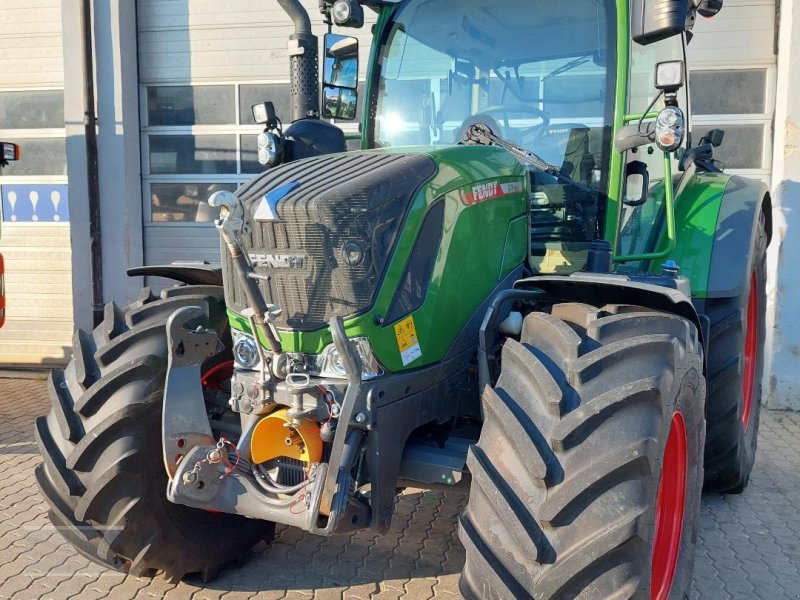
xmin=138 ymin=0 xmax=377 ymax=84
xmin=0 ymin=0 xmax=64 ymax=88
xmin=143 ymin=223 xmax=221 ymax=265
xmin=688 ymin=0 xmax=777 ymax=67
xmin=0 ymin=224 xmax=73 ymax=366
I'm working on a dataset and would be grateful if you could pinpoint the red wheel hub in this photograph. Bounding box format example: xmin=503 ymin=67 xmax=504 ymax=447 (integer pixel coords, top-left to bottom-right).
xmin=651 ymin=412 xmax=688 ymax=600
xmin=742 ymin=271 xmax=759 ymax=432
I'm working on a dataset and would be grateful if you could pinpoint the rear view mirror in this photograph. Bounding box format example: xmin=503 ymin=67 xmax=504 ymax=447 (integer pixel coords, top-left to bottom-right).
xmin=322 ymin=34 xmax=359 ymax=120
xmin=624 ymin=161 xmax=650 ymax=207
xmin=0 ymin=141 xmax=20 ymax=168
xmin=322 ymin=86 xmax=358 ymax=120
xmin=323 ymin=34 xmax=359 ymax=90
xmin=631 ymin=0 xmax=689 ymax=45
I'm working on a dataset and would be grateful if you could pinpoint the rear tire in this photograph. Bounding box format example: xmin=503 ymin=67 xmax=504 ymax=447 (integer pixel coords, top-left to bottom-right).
xmin=703 ymin=217 xmax=767 ymax=493
xmin=459 ymin=304 xmax=706 ymax=599
xmin=34 ymin=285 xmax=274 ymax=582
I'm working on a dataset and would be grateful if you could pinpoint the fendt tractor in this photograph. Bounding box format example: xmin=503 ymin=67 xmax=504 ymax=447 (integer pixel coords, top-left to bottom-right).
xmin=35 ymin=0 xmax=770 ymax=598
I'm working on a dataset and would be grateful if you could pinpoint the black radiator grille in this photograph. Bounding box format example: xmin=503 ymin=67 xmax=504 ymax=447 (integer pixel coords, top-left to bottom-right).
xmin=223 ymin=151 xmax=437 ymax=331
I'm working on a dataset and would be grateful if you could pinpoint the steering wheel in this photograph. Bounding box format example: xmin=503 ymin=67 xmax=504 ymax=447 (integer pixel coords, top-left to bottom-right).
xmin=478 ymin=104 xmax=551 ymax=137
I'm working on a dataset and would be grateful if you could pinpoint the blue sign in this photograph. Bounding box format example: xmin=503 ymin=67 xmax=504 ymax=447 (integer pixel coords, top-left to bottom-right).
xmin=1 ymin=185 xmax=70 ymax=223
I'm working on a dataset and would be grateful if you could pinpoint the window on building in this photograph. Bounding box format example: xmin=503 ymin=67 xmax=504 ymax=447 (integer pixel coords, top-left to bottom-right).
xmin=141 ymin=82 xmax=363 ymax=224
xmin=690 ymin=67 xmax=772 ymax=175
xmin=0 ymin=90 xmax=67 ymax=178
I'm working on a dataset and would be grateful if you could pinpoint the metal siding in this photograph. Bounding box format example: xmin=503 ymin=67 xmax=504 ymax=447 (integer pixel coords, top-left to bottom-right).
xmin=137 ymin=0 xmax=376 ymax=83
xmin=143 ymin=224 xmax=221 ymax=265
xmin=0 ymin=0 xmax=64 ymax=88
xmin=0 ymin=224 xmax=73 ymax=366
xmin=688 ymin=0 xmax=777 ymax=66
xmin=0 ymin=0 xmax=69 ymax=365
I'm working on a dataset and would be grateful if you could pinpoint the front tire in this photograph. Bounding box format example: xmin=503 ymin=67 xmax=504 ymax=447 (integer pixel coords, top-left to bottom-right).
xmin=34 ymin=286 xmax=274 ymax=582
xmin=703 ymin=216 xmax=767 ymax=493
xmin=459 ymin=304 xmax=706 ymax=599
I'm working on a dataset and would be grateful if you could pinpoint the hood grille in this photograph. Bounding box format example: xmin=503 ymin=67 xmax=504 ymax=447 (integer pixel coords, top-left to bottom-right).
xmin=222 ymin=151 xmax=436 ymax=331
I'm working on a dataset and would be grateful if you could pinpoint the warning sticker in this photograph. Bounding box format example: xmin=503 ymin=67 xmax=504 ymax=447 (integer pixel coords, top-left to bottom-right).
xmin=394 ymin=316 xmax=422 ymax=366
xmin=462 ymin=179 xmax=524 ymax=206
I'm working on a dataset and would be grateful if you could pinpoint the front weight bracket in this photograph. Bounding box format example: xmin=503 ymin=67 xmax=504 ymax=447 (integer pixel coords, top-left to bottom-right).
xmin=163 ymin=305 xmax=225 ymax=478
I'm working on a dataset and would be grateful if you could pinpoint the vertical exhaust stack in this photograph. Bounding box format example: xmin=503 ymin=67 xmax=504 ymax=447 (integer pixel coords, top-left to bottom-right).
xmin=277 ymin=0 xmax=320 ymax=122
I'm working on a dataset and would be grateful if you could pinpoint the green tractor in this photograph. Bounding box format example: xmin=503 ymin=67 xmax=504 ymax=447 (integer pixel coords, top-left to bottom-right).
xmin=35 ymin=0 xmax=770 ymax=597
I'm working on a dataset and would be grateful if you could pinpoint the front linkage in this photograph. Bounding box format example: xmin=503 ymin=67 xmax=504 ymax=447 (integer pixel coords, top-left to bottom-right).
xmin=161 ymin=224 xmax=370 ymax=534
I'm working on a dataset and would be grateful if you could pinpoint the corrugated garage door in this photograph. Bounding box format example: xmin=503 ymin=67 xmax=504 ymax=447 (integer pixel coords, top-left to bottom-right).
xmin=0 ymin=0 xmax=72 ymax=367
xmin=137 ymin=0 xmax=376 ymax=267
xmin=688 ymin=0 xmax=777 ymax=184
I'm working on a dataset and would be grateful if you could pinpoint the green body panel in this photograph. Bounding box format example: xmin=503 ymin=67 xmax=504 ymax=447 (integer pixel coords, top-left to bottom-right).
xmin=229 ymin=145 xmax=527 ymax=372
xmin=227 ymin=0 xmax=765 ymax=375
xmin=616 ymin=170 xmax=732 ymax=298
xmin=668 ymin=171 xmax=732 ymax=298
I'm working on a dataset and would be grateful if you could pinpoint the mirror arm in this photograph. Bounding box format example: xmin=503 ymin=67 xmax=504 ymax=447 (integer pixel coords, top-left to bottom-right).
xmin=615 ymin=122 xmax=656 ymax=153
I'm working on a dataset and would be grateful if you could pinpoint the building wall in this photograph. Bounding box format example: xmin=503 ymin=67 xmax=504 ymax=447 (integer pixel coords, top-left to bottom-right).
xmin=766 ymin=0 xmax=800 ymax=410
xmin=0 ymin=0 xmax=72 ymax=366
xmin=136 ymin=0 xmax=376 ymax=270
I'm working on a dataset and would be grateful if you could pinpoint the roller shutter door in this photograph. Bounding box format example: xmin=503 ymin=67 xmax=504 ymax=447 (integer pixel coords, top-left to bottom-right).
xmin=687 ymin=0 xmax=777 ymax=183
xmin=137 ymin=0 xmax=376 ymax=268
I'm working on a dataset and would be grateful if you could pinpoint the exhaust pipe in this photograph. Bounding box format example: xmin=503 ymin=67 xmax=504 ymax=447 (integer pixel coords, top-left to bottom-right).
xmin=277 ymin=0 xmax=320 ymax=122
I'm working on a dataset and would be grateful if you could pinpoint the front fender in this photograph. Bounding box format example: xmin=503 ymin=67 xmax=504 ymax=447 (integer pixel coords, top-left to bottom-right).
xmin=672 ymin=172 xmax=771 ymax=299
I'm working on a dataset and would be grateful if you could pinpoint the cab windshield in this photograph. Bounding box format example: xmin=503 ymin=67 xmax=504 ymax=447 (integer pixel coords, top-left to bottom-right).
xmin=370 ymin=0 xmax=616 ymax=183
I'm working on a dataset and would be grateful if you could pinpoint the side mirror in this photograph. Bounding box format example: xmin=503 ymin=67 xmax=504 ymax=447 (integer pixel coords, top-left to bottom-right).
xmin=322 ymin=34 xmax=359 ymax=121
xmin=0 ymin=141 xmax=20 ymax=168
xmin=323 ymin=34 xmax=359 ymax=90
xmin=624 ymin=161 xmax=650 ymax=207
xmin=322 ymin=86 xmax=358 ymax=120
xmin=631 ymin=0 xmax=689 ymax=45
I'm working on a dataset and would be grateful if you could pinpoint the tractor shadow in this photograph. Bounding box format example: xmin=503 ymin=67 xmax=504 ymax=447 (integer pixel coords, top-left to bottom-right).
xmin=188 ymin=490 xmax=468 ymax=594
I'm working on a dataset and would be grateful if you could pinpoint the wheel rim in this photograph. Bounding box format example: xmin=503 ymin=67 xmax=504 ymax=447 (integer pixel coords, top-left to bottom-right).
xmin=742 ymin=271 xmax=759 ymax=433
xmin=651 ymin=412 xmax=688 ymax=600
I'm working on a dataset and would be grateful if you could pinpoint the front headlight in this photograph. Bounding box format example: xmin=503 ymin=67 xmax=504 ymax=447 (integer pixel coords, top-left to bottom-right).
xmin=655 ymin=106 xmax=685 ymax=153
xmin=312 ymin=338 xmax=384 ymax=381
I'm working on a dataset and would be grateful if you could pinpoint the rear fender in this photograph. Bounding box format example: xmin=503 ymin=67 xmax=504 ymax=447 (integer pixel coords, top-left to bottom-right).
xmin=706 ymin=176 xmax=771 ymax=298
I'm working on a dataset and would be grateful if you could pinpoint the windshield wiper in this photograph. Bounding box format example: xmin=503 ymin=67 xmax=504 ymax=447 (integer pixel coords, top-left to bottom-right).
xmin=543 ymin=56 xmax=591 ymax=82
xmin=462 ymin=122 xmax=592 ymax=193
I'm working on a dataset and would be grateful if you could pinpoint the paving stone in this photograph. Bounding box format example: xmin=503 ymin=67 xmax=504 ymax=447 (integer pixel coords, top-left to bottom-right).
xmin=2 ymin=379 xmax=800 ymax=599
